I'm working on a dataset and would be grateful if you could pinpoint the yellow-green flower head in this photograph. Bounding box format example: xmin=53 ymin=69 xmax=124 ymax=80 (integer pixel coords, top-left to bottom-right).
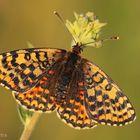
xmin=66 ymin=12 xmax=107 ymax=48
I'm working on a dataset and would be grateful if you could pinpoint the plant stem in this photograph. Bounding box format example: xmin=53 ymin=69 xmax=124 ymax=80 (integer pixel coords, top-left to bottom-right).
xmin=20 ymin=113 xmax=41 ymax=140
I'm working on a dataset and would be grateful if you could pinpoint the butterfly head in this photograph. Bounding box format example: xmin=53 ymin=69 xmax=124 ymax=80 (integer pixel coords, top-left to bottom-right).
xmin=72 ymin=42 xmax=83 ymax=54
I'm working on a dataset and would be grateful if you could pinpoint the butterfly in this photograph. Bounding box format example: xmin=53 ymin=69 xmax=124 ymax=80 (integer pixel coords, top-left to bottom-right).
xmin=0 ymin=43 xmax=136 ymax=129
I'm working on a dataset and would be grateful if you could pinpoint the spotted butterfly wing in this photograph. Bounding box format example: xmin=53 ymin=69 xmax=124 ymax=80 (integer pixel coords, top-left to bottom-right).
xmin=56 ymin=60 xmax=97 ymax=129
xmin=0 ymin=48 xmax=66 ymax=112
xmin=83 ymin=60 xmax=136 ymax=126
xmin=14 ymin=76 xmax=57 ymax=112
xmin=0 ymin=48 xmax=66 ymax=92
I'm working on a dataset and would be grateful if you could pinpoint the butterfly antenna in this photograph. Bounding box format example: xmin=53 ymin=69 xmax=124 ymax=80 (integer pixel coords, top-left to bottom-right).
xmin=54 ymin=11 xmax=65 ymax=24
xmin=54 ymin=11 xmax=77 ymax=44
xmin=82 ymin=36 xmax=119 ymax=47
xmin=102 ymin=36 xmax=119 ymax=42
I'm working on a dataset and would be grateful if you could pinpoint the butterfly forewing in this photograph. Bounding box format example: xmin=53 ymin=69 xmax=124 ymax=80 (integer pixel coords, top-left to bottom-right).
xmin=83 ymin=60 xmax=136 ymax=126
xmin=0 ymin=48 xmax=66 ymax=93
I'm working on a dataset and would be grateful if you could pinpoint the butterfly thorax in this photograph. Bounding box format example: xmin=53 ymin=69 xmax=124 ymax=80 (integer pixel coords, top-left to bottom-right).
xmin=72 ymin=43 xmax=83 ymax=55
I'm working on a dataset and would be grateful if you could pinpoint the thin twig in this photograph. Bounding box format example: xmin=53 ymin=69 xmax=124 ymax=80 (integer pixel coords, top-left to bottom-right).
xmin=20 ymin=113 xmax=41 ymax=140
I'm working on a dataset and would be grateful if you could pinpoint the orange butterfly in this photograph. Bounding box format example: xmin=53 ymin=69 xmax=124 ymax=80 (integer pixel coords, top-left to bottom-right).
xmin=0 ymin=45 xmax=136 ymax=129
xmin=0 ymin=12 xmax=136 ymax=129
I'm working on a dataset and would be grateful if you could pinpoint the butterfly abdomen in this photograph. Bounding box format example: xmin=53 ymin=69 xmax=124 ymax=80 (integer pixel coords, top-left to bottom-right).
xmin=54 ymin=52 xmax=81 ymax=103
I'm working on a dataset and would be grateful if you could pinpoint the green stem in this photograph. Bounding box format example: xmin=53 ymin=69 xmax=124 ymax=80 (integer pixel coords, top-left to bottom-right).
xmin=20 ymin=113 xmax=41 ymax=140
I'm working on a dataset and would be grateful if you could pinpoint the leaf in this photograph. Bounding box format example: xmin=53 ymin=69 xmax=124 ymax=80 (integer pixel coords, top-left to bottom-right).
xmin=27 ymin=41 xmax=35 ymax=48
xmin=17 ymin=104 xmax=34 ymax=125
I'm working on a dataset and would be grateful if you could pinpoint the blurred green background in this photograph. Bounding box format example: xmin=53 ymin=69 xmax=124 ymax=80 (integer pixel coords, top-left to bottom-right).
xmin=0 ymin=0 xmax=139 ymax=140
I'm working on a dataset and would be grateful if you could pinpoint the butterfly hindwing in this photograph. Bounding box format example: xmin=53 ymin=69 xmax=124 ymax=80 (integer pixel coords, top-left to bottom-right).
xmin=57 ymin=99 xmax=97 ymax=129
xmin=0 ymin=48 xmax=66 ymax=93
xmin=83 ymin=60 xmax=136 ymax=126
xmin=13 ymin=75 xmax=57 ymax=113
xmin=56 ymin=64 xmax=97 ymax=129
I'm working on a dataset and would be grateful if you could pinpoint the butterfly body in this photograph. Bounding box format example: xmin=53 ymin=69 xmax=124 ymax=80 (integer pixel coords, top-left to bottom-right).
xmin=0 ymin=45 xmax=136 ymax=129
